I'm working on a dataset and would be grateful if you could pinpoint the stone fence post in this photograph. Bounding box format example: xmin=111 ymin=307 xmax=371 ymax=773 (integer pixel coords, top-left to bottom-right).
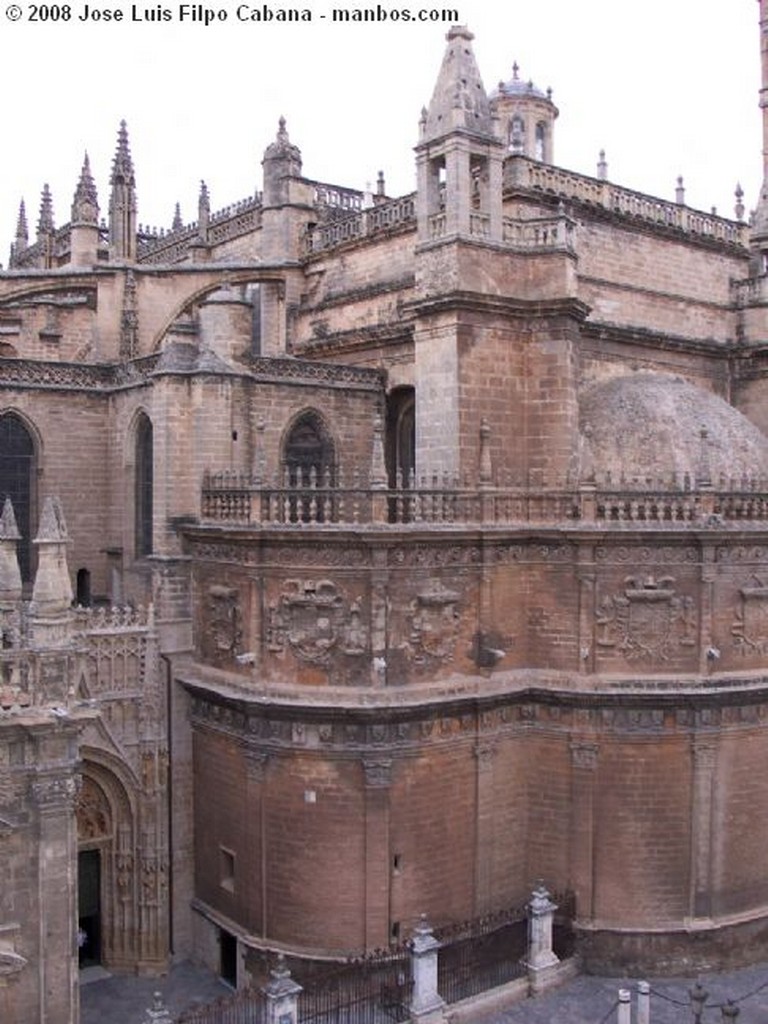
xmin=410 ymin=916 xmax=446 ymax=1024
xmin=142 ymin=992 xmax=171 ymax=1023
xmin=526 ymin=883 xmax=560 ymax=994
xmin=617 ymin=988 xmax=631 ymax=1024
xmin=262 ymin=955 xmax=302 ymax=1024
xmin=637 ymin=980 xmax=650 ymax=1024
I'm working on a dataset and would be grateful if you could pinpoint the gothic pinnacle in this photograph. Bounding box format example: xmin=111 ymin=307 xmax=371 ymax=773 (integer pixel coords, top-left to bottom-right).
xmin=15 ymin=199 xmax=28 ymax=248
xmin=37 ymin=184 xmax=54 ymax=236
xmin=111 ymin=120 xmax=135 ymax=187
xmin=72 ymin=152 xmax=99 ymax=224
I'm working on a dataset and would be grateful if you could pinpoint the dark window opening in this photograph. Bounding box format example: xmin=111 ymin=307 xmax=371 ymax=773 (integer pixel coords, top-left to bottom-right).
xmin=0 ymin=413 xmax=36 ymax=582
xmin=76 ymin=568 xmax=92 ymax=608
xmin=134 ymin=414 xmax=153 ymax=557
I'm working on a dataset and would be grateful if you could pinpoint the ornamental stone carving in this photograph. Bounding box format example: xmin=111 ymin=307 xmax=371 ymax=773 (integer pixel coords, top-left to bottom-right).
xmin=732 ymin=576 xmax=768 ymax=655
xmin=403 ymin=579 xmax=461 ymax=665
xmin=76 ymin=776 xmax=112 ymax=839
xmin=265 ymin=579 xmax=368 ymax=665
xmin=202 ymin=585 xmax=243 ymax=666
xmin=595 ymin=574 xmax=696 ymax=663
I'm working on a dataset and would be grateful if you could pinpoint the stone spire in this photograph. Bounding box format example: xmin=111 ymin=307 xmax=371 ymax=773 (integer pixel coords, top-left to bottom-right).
xmin=30 ymin=496 xmax=73 ymax=625
xmin=752 ymin=0 xmax=768 ymax=252
xmin=108 ymin=120 xmax=137 ymax=260
xmin=172 ymin=202 xmax=183 ymax=232
xmin=197 ymin=180 xmax=210 ymax=237
xmin=37 ymin=184 xmax=55 ymax=240
xmin=420 ymin=26 xmax=494 ymax=143
xmin=9 ymin=199 xmax=29 ymax=268
xmin=0 ymin=498 xmax=22 ymax=608
xmin=71 ymin=153 xmax=99 ymax=225
xmin=15 ymin=200 xmax=28 ymax=250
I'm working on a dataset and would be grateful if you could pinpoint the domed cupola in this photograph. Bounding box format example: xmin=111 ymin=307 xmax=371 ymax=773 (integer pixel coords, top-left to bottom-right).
xmin=490 ymin=63 xmax=558 ymax=162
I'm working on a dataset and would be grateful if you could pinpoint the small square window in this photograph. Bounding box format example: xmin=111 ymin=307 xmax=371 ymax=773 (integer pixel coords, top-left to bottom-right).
xmin=220 ymin=847 xmax=235 ymax=893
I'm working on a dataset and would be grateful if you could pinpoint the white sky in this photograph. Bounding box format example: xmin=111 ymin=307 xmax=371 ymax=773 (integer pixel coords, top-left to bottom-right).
xmin=0 ymin=0 xmax=763 ymax=260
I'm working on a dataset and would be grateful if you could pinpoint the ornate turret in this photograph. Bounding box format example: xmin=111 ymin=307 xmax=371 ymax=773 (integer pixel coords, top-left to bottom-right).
xmin=108 ymin=120 xmax=137 ymax=261
xmin=261 ymin=117 xmax=302 ymax=207
xmin=415 ymin=25 xmax=504 ymax=244
xmin=70 ymin=153 xmax=100 ymax=267
xmin=490 ymin=62 xmax=558 ymax=163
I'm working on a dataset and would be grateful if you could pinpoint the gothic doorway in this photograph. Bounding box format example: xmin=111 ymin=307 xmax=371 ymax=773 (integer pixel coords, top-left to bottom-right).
xmin=78 ymin=849 xmax=102 ymax=967
xmin=385 ymin=387 xmax=415 ymax=486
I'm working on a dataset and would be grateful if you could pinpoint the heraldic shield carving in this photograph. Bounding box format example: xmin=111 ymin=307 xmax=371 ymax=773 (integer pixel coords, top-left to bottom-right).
xmin=732 ymin=576 xmax=768 ymax=655
xmin=266 ymin=579 xmax=368 ymax=665
xmin=595 ymin=574 xmax=696 ymax=663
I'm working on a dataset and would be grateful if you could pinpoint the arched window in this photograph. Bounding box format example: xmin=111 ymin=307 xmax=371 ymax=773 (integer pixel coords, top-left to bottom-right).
xmin=282 ymin=411 xmax=335 ymax=522
xmin=0 ymin=412 xmax=36 ymax=581
xmin=134 ymin=414 xmax=153 ymax=557
xmin=385 ymin=387 xmax=416 ymax=487
xmin=509 ymin=116 xmax=525 ymax=154
xmin=535 ymin=122 xmax=546 ymax=161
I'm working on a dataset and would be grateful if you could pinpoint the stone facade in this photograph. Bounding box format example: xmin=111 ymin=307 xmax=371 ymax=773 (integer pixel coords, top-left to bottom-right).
xmin=5 ymin=13 xmax=768 ymax=1021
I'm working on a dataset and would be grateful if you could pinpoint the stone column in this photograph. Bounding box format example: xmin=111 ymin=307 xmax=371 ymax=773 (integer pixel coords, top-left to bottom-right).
xmin=363 ymin=759 xmax=392 ymax=949
xmin=637 ymin=980 xmax=650 ymax=1024
xmin=473 ymin=742 xmax=496 ymax=914
xmin=409 ymin=917 xmax=446 ymax=1024
xmin=32 ymin=764 xmax=79 ymax=1024
xmin=569 ymin=740 xmax=599 ymax=923
xmin=262 ymin=956 xmax=302 ymax=1024
xmin=527 ymin=883 xmax=559 ymax=970
xmin=617 ymin=988 xmax=631 ymax=1024
xmin=689 ymin=739 xmax=717 ymax=920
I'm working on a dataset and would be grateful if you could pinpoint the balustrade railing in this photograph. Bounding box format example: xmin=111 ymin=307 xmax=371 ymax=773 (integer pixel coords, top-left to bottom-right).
xmin=201 ymin=472 xmax=768 ymax=527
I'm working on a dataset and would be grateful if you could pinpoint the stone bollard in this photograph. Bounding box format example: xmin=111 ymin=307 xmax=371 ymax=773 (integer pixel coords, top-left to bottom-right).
xmin=143 ymin=992 xmax=172 ymax=1024
xmin=526 ymin=883 xmax=559 ymax=994
xmin=617 ymin=989 xmax=631 ymax=1024
xmin=637 ymin=980 xmax=650 ymax=1024
xmin=409 ymin=916 xmax=446 ymax=1024
xmin=262 ymin=955 xmax=302 ymax=1024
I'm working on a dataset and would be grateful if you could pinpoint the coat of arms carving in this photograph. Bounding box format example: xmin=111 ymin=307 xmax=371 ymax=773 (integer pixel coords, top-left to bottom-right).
xmin=595 ymin=575 xmax=696 ymax=662
xmin=266 ymin=579 xmax=368 ymax=665
xmin=203 ymin=585 xmax=242 ymax=665
xmin=403 ymin=578 xmax=461 ymax=665
xmin=732 ymin=576 xmax=768 ymax=655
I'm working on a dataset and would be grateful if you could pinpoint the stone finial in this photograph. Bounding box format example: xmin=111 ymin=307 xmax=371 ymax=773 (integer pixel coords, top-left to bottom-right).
xmin=37 ymin=184 xmax=55 ymax=238
xmin=597 ymin=149 xmax=608 ymax=181
xmin=71 ymin=153 xmax=99 ymax=225
xmin=377 ymin=170 xmax=386 ymax=196
xmin=110 ymin=120 xmax=135 ymax=187
xmin=0 ymin=498 xmax=21 ymax=542
xmin=171 ymin=202 xmax=183 ymax=231
xmin=197 ymin=180 xmax=210 ymax=240
xmin=735 ymin=182 xmax=745 ymax=222
xmin=143 ymin=991 xmax=172 ymax=1023
xmin=675 ymin=175 xmax=685 ymax=205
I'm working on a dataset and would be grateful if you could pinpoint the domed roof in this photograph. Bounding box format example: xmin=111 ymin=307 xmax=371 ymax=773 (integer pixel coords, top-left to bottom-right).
xmin=578 ymin=373 xmax=768 ymax=484
xmin=491 ymin=63 xmax=552 ymax=103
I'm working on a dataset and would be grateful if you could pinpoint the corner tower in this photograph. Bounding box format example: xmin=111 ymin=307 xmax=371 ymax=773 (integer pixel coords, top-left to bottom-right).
xmin=415 ymin=25 xmax=504 ymax=244
xmin=491 ymin=63 xmax=558 ymax=162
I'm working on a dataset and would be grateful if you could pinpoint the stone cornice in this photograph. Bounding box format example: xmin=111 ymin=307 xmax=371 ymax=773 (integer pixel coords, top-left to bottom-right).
xmin=403 ymin=289 xmax=590 ymax=322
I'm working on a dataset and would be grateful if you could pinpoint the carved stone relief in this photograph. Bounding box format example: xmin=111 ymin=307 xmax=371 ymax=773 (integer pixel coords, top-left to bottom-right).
xmin=732 ymin=576 xmax=768 ymax=655
xmin=202 ymin=585 xmax=243 ymax=665
xmin=266 ymin=579 xmax=368 ymax=665
xmin=595 ymin=574 xmax=696 ymax=662
xmin=402 ymin=578 xmax=461 ymax=665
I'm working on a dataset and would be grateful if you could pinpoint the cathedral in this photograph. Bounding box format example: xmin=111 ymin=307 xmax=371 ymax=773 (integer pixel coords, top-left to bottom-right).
xmin=5 ymin=9 xmax=768 ymax=1023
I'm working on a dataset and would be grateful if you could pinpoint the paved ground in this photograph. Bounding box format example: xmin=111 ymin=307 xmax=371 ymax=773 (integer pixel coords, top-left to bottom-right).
xmin=80 ymin=958 xmax=768 ymax=1023
xmin=475 ymin=962 xmax=768 ymax=1024
xmin=80 ymin=960 xmax=229 ymax=1024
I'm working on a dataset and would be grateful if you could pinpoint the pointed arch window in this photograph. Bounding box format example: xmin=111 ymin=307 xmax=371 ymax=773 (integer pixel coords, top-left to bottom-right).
xmin=282 ymin=411 xmax=335 ymax=523
xmin=134 ymin=414 xmax=153 ymax=557
xmin=0 ymin=413 xmax=36 ymax=581
xmin=535 ymin=122 xmax=546 ymax=161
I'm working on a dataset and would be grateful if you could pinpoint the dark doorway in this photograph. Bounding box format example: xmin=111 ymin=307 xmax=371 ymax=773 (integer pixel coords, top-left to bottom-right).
xmin=78 ymin=849 xmax=102 ymax=967
xmin=219 ymin=929 xmax=237 ymax=987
